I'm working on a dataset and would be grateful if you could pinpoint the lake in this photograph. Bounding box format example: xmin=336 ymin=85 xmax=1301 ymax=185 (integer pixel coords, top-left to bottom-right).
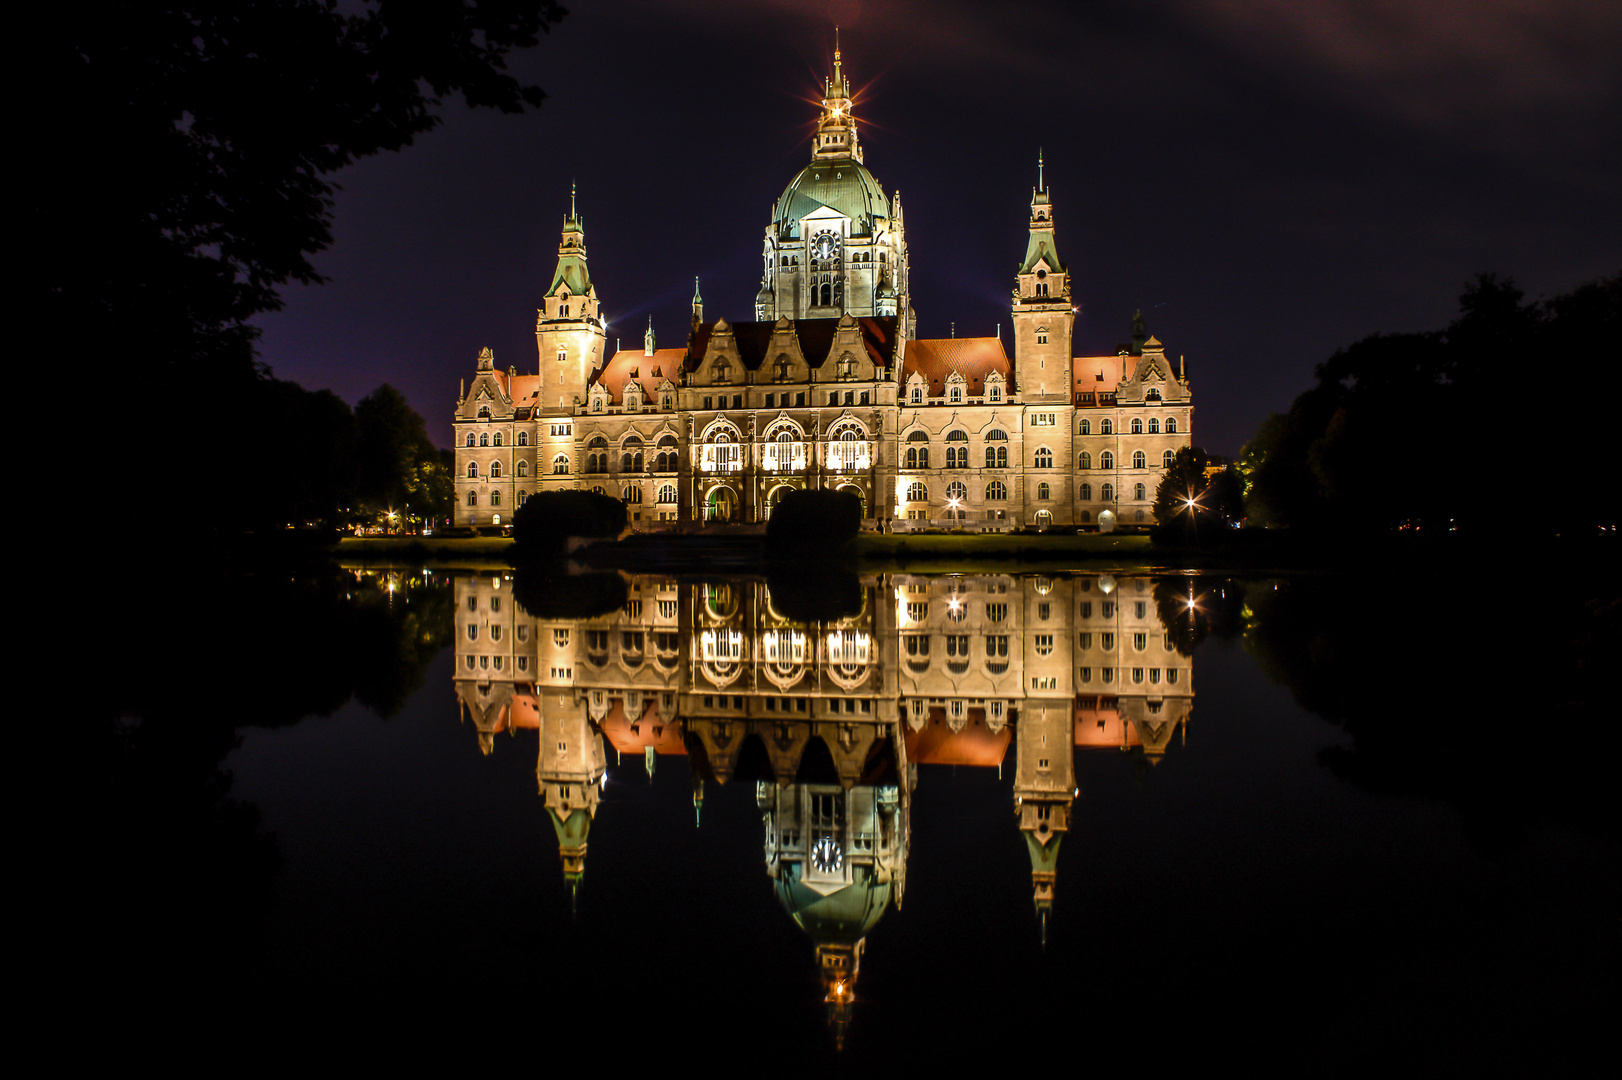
xmin=100 ymin=564 xmax=1616 ymax=1070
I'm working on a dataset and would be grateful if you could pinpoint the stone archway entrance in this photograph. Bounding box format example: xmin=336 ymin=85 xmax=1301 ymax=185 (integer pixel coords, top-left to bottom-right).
xmin=705 ymin=486 xmax=737 ymax=523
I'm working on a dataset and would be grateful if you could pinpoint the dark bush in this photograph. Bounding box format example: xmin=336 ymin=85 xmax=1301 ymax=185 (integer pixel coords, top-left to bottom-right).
xmin=511 ymin=490 xmax=627 ymax=555
xmin=766 ymin=488 xmax=861 ymax=552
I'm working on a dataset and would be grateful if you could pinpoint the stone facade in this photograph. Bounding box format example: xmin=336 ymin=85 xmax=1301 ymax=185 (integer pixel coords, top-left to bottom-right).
xmin=454 ymin=52 xmax=1194 ymax=532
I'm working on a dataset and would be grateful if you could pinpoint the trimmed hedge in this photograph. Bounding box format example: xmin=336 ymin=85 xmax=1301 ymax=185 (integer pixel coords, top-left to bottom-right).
xmin=765 ymin=488 xmax=862 ymax=552
xmin=511 ymin=490 xmax=627 ymax=555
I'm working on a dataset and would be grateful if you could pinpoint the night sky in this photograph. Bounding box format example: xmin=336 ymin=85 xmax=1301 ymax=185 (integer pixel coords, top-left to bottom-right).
xmin=254 ymin=0 xmax=1622 ymax=455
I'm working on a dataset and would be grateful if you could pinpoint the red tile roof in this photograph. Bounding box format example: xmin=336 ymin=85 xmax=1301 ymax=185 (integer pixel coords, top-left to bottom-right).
xmin=588 ymin=348 xmax=686 ymax=404
xmin=903 ymin=337 xmax=1014 ymax=397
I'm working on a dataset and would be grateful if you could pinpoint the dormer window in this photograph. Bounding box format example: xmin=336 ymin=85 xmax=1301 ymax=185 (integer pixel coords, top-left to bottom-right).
xmin=713 ymin=359 xmax=732 ymax=384
xmin=950 ymin=385 xmax=963 ymax=403
xmin=911 ymin=386 xmax=922 ymax=403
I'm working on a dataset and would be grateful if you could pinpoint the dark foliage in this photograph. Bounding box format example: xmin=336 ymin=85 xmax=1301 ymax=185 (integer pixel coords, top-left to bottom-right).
xmin=765 ymin=489 xmax=863 ymax=552
xmin=1241 ymin=272 xmax=1621 ymax=534
xmin=36 ymin=2 xmax=565 ymax=532
xmin=1150 ymin=446 xmax=1245 ymax=544
xmin=511 ymin=490 xmax=628 ymax=555
xmin=510 ymin=565 xmax=629 ymax=618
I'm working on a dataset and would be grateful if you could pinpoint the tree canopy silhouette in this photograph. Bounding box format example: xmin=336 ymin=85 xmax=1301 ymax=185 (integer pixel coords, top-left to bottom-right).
xmin=38 ymin=1 xmax=566 ymax=532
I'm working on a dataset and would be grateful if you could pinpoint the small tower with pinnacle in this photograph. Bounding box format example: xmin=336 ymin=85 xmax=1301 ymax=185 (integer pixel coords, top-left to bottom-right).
xmin=1011 ymin=151 xmax=1074 ymax=401
xmin=535 ymin=183 xmax=608 ymax=413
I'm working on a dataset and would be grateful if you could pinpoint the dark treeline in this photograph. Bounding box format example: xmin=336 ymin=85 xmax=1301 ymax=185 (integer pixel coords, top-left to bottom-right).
xmin=35 ymin=3 xmax=565 ymax=538
xmin=1239 ymin=272 xmax=1621 ymax=535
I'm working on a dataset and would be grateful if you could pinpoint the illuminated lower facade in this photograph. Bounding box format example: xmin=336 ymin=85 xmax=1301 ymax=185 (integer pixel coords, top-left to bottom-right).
xmin=453 ymin=50 xmax=1194 ymax=532
xmin=451 ymin=570 xmax=1195 ymax=1041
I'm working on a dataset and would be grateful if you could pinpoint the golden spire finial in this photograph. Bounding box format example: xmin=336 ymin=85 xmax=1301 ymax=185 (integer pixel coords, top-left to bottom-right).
xmin=570 ymin=179 xmax=576 ymax=220
xmin=1038 ymin=148 xmax=1045 ymax=191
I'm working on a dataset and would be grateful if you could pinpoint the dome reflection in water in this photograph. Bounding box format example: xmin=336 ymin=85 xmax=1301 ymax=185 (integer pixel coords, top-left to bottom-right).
xmin=454 ymin=571 xmax=1193 ymax=1047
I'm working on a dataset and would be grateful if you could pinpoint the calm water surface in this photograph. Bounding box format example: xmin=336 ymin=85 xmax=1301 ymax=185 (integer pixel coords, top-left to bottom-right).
xmin=108 ymin=566 xmax=1616 ymax=1070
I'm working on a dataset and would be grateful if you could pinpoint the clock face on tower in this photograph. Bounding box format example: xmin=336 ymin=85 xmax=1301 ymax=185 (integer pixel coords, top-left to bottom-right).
xmin=812 ymin=232 xmax=838 ymax=262
xmin=812 ymin=835 xmax=844 ymax=873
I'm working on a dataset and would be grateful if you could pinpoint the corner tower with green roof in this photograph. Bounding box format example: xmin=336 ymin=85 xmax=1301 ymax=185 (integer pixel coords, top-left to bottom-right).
xmin=755 ymin=49 xmax=914 ymax=335
xmin=535 ymin=185 xmax=607 ymax=413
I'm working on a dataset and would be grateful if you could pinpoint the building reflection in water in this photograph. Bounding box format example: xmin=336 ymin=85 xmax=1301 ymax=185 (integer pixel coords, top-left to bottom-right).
xmin=453 ymin=572 xmax=1193 ymax=1045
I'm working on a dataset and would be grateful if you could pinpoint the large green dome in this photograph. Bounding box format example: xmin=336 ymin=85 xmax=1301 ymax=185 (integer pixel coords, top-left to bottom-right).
xmin=775 ymin=864 xmax=892 ymax=946
xmin=775 ymin=159 xmax=890 ymax=239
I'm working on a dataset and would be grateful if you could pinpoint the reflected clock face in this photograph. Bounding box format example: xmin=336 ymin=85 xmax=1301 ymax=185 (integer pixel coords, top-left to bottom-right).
xmin=812 ymin=835 xmax=844 ymax=873
xmin=812 ymin=233 xmax=838 ymax=261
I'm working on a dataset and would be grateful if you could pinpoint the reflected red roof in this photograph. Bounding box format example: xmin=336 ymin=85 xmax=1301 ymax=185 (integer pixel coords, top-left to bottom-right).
xmin=905 ymin=707 xmax=1011 ymax=767
xmin=599 ymin=697 xmax=688 ymax=756
xmin=1074 ymin=695 xmax=1140 ymax=748
xmin=903 ymin=338 xmax=1014 ymax=396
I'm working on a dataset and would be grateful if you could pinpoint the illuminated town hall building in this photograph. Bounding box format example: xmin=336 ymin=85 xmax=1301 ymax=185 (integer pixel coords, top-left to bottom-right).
xmin=453 ymin=51 xmax=1194 ymax=530
xmin=451 ymin=570 xmax=1196 ymax=1043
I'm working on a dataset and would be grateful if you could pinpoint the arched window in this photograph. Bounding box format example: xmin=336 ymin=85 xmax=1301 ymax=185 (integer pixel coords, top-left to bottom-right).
xmin=517 ymin=461 xmax=529 ymax=477
xmin=465 ymin=433 xmax=475 ymax=447
xmin=1101 ymin=419 xmax=1114 ymax=435
xmin=479 ymin=433 xmax=489 ymax=447
xmin=1037 ymin=482 xmax=1051 ymax=500
xmin=517 ymin=431 xmax=528 ymax=446
xmin=1163 ymin=450 xmax=1175 ymax=469
xmin=1079 ymin=451 xmax=1092 ymax=469
xmin=478 ymin=407 xmax=491 ymax=419
xmin=518 ymin=490 xmax=528 ymax=506
xmin=1131 ymin=418 xmax=1143 ymax=434
xmin=906 ymin=482 xmax=928 ymax=503
xmin=493 ymin=432 xmax=503 ymax=446
xmin=985 ymin=445 xmax=1007 ymax=468
xmin=987 ymin=481 xmax=1007 ymax=500
xmin=989 ymin=385 xmax=1002 ymax=402
xmin=1166 ymin=418 xmax=1178 ymax=434
xmin=946 ymin=430 xmax=968 ymax=469
xmin=1132 ymin=450 xmax=1146 ymax=469
xmin=1101 ymin=483 xmax=1114 ymax=501
xmin=553 ymin=454 xmax=570 ymax=475
xmin=1079 ymin=419 xmax=1091 ymax=436
xmin=658 ymin=484 xmax=677 ymax=504
xmin=1101 ymin=451 xmax=1115 ymax=469
xmin=1148 ymin=418 xmax=1160 ymax=434
xmin=949 ymin=385 xmax=963 ymax=403
xmin=467 ymin=491 xmax=477 ymax=506
xmin=623 ymin=485 xmax=643 ymax=504
xmin=1146 ymin=388 xmax=1163 ymax=403
xmin=910 ymin=386 xmax=923 ymax=403
xmin=946 ymin=480 xmax=968 ymax=502
xmin=1079 ymin=482 xmax=1092 ymax=501
xmin=490 ymin=491 xmax=501 ymax=506
xmin=467 ymin=462 xmax=478 ymax=478
xmin=490 ymin=461 xmax=502 ymax=478
xmin=1080 ymin=510 xmax=1091 ymax=523
xmin=587 ymin=436 xmax=608 ymax=474
xmin=1035 ymin=447 xmax=1053 ymax=468
xmin=1134 ymin=483 xmax=1146 ymax=500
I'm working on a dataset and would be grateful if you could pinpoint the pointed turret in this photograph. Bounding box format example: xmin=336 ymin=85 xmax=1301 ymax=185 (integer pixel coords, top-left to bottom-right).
xmin=692 ymin=277 xmax=704 ymax=329
xmin=1131 ymin=309 xmax=1147 ymax=356
xmin=644 ymin=316 xmax=655 ymax=356
xmin=812 ymin=44 xmax=863 ymax=163
xmin=534 ymin=186 xmax=608 ymax=410
xmin=1011 ymin=152 xmax=1074 ymax=400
